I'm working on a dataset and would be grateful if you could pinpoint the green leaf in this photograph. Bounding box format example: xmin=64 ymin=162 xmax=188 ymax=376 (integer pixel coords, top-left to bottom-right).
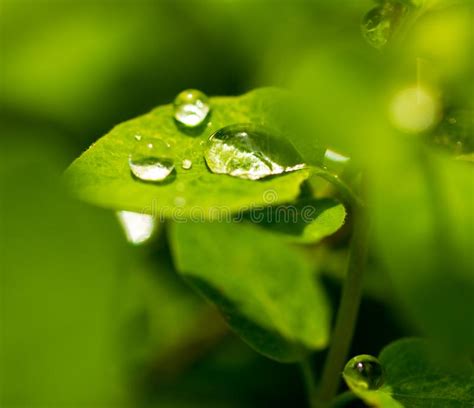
xmin=168 ymin=221 xmax=331 ymax=362
xmin=343 ymin=338 xmax=474 ymax=407
xmin=246 ymin=197 xmax=346 ymax=244
xmin=66 ymin=88 xmax=318 ymax=218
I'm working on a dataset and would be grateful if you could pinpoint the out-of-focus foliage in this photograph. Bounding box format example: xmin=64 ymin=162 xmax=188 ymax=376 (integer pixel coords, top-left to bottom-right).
xmin=0 ymin=139 xmax=130 ymax=405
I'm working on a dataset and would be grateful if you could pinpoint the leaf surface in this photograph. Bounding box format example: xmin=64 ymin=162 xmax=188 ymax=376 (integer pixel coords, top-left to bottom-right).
xmin=66 ymin=88 xmax=322 ymax=218
xmin=169 ymin=221 xmax=331 ymax=362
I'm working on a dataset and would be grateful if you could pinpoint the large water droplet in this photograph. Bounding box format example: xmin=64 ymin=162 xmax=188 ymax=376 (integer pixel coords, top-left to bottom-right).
xmin=116 ymin=211 xmax=156 ymax=245
xmin=129 ymin=138 xmax=175 ymax=182
xmin=173 ymin=89 xmax=210 ymax=128
xmin=204 ymin=124 xmax=305 ymax=180
xmin=343 ymin=355 xmax=385 ymax=391
xmin=362 ymin=2 xmax=405 ymax=49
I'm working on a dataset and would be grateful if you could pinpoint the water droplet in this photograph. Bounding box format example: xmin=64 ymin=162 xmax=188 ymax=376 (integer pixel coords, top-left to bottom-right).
xmin=324 ymin=149 xmax=351 ymax=173
xmin=182 ymin=159 xmax=193 ymax=170
xmin=324 ymin=149 xmax=350 ymax=165
xmin=361 ymin=2 xmax=405 ymax=49
xmin=173 ymin=89 xmax=210 ymax=128
xmin=174 ymin=196 xmax=186 ymax=207
xmin=116 ymin=211 xmax=155 ymax=245
xmin=204 ymin=124 xmax=305 ymax=180
xmin=128 ymin=138 xmax=175 ymax=182
xmin=134 ymin=134 xmax=142 ymax=141
xmin=343 ymin=355 xmax=385 ymax=391
xmin=390 ymin=86 xmax=441 ymax=133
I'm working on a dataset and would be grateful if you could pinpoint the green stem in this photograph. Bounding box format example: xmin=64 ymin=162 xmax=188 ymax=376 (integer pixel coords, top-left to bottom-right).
xmin=331 ymin=391 xmax=359 ymax=408
xmin=300 ymin=358 xmax=318 ymax=408
xmin=312 ymin=166 xmax=364 ymax=209
xmin=316 ymin=201 xmax=370 ymax=406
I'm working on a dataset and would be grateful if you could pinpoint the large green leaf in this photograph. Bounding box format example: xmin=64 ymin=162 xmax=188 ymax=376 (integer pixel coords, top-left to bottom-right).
xmin=343 ymin=338 xmax=474 ymax=407
xmin=168 ymin=221 xmax=330 ymax=362
xmin=66 ymin=88 xmax=321 ymax=218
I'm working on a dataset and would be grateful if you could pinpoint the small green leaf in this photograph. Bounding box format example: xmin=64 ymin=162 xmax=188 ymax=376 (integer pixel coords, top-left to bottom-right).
xmin=246 ymin=197 xmax=346 ymax=244
xmin=343 ymin=338 xmax=474 ymax=407
xmin=168 ymin=221 xmax=331 ymax=362
xmin=66 ymin=88 xmax=318 ymax=218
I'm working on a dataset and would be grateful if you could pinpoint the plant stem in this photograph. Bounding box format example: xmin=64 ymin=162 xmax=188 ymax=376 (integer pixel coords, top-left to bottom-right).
xmin=312 ymin=166 xmax=364 ymax=209
xmin=316 ymin=201 xmax=370 ymax=406
xmin=300 ymin=358 xmax=318 ymax=408
xmin=331 ymin=391 xmax=359 ymax=408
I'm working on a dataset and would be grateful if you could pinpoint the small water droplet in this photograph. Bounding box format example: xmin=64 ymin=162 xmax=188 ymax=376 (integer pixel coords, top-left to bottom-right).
xmin=362 ymin=2 xmax=405 ymax=49
xmin=324 ymin=149 xmax=350 ymax=165
xmin=134 ymin=134 xmax=142 ymax=141
xmin=173 ymin=89 xmax=210 ymax=128
xmin=182 ymin=159 xmax=193 ymax=170
xmin=343 ymin=355 xmax=385 ymax=391
xmin=116 ymin=211 xmax=155 ymax=245
xmin=128 ymin=138 xmax=175 ymax=182
xmin=204 ymin=123 xmax=305 ymax=180
xmin=174 ymin=196 xmax=186 ymax=207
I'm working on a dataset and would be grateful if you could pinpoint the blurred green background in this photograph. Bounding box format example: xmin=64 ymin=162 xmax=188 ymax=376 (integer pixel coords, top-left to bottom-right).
xmin=1 ymin=0 xmax=472 ymax=407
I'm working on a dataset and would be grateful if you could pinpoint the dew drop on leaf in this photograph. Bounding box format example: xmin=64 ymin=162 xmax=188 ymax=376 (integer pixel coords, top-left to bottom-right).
xmin=203 ymin=123 xmax=306 ymax=180
xmin=116 ymin=211 xmax=155 ymax=245
xmin=181 ymin=159 xmax=193 ymax=170
xmin=174 ymin=196 xmax=186 ymax=207
xmin=361 ymin=2 xmax=405 ymax=49
xmin=173 ymin=89 xmax=210 ymax=128
xmin=128 ymin=138 xmax=175 ymax=182
xmin=343 ymin=355 xmax=385 ymax=391
xmin=324 ymin=148 xmax=351 ymax=165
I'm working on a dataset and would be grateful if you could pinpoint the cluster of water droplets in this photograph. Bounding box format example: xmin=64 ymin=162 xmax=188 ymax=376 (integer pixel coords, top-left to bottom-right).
xmin=122 ymin=89 xmax=310 ymax=244
xmin=343 ymin=354 xmax=385 ymax=391
xmin=128 ymin=89 xmax=307 ymax=185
